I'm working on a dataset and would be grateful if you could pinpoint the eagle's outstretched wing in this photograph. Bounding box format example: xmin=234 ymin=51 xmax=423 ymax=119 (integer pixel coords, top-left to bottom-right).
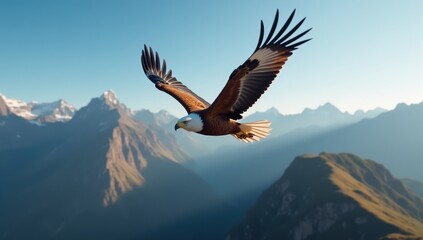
xmin=141 ymin=45 xmax=210 ymax=113
xmin=208 ymin=9 xmax=311 ymax=119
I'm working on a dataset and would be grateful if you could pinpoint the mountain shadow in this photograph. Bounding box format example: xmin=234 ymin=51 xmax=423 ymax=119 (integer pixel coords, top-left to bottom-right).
xmin=0 ymin=91 xmax=226 ymax=240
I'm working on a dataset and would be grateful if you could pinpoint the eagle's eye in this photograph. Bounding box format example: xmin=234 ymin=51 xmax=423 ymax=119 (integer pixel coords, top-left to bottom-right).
xmin=182 ymin=120 xmax=189 ymax=124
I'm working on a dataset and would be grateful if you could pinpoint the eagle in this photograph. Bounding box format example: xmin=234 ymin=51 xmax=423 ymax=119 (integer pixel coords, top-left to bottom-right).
xmin=141 ymin=9 xmax=311 ymax=142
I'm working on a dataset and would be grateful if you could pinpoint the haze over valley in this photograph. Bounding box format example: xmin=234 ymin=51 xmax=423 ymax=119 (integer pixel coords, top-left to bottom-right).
xmin=1 ymin=91 xmax=422 ymax=239
xmin=1 ymin=1 xmax=422 ymax=239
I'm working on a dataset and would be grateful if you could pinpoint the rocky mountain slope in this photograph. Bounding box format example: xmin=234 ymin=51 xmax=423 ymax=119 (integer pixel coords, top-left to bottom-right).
xmin=0 ymin=90 xmax=221 ymax=240
xmin=196 ymin=101 xmax=423 ymax=209
xmin=228 ymin=153 xmax=423 ymax=240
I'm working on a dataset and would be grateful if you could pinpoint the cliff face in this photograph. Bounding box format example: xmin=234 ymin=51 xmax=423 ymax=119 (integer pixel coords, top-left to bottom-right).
xmin=0 ymin=93 xmax=218 ymax=240
xmin=0 ymin=95 xmax=9 ymax=116
xmin=228 ymin=153 xmax=423 ymax=240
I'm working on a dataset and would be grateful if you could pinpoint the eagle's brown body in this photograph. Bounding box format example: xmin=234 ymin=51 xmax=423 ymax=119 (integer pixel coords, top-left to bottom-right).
xmin=141 ymin=9 xmax=311 ymax=142
xmin=157 ymin=80 xmax=242 ymax=135
xmin=195 ymin=111 xmax=241 ymax=136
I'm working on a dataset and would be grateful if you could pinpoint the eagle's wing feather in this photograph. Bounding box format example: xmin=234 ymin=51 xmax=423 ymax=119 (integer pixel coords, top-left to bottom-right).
xmin=141 ymin=45 xmax=210 ymax=113
xmin=208 ymin=9 xmax=311 ymax=119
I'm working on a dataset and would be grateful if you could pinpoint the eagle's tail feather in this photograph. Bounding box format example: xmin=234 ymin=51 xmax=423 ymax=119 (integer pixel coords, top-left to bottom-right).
xmin=232 ymin=120 xmax=271 ymax=143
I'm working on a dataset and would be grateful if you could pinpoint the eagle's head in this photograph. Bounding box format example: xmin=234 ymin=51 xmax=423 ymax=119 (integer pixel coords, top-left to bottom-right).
xmin=175 ymin=113 xmax=203 ymax=132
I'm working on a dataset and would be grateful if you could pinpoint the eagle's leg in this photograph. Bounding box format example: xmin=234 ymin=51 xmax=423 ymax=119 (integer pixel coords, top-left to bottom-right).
xmin=231 ymin=120 xmax=271 ymax=142
xmin=235 ymin=131 xmax=254 ymax=139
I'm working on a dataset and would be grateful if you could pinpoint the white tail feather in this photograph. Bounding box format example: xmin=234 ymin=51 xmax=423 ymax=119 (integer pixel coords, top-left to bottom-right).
xmin=231 ymin=120 xmax=271 ymax=143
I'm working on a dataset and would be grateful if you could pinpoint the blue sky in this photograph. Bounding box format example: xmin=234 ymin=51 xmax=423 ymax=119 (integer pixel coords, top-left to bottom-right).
xmin=1 ymin=0 xmax=422 ymax=117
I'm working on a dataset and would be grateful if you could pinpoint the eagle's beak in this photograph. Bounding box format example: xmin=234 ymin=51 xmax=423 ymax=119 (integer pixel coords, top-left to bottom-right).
xmin=174 ymin=122 xmax=181 ymax=131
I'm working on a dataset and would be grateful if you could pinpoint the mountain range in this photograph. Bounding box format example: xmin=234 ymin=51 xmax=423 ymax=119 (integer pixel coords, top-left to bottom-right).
xmin=132 ymin=102 xmax=387 ymax=157
xmin=228 ymin=153 xmax=423 ymax=240
xmin=0 ymin=91 xmax=387 ymax=157
xmin=243 ymin=103 xmax=386 ymax=137
xmin=1 ymin=90 xmax=422 ymax=239
xmin=195 ymin=100 xmax=423 ymax=222
xmin=0 ymin=90 xmax=226 ymax=240
xmin=0 ymin=93 xmax=76 ymax=123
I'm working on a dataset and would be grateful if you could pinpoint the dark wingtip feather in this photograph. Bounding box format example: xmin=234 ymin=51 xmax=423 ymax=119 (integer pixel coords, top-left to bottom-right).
xmin=262 ymin=9 xmax=279 ymax=46
xmin=143 ymin=45 xmax=149 ymax=56
xmin=253 ymin=9 xmax=311 ymax=53
xmin=149 ymin=47 xmax=155 ymax=71
xmin=276 ymin=17 xmax=306 ymax=45
xmin=283 ymin=28 xmax=312 ymax=47
xmin=144 ymin=45 xmax=152 ymax=70
xmin=162 ymin=59 xmax=167 ymax=74
xmin=165 ymin=69 xmax=172 ymax=79
xmin=141 ymin=51 xmax=147 ymax=73
xmin=287 ymin=38 xmax=312 ymax=49
xmin=255 ymin=20 xmax=265 ymax=51
xmin=269 ymin=9 xmax=296 ymax=45
xmin=155 ymin=51 xmax=161 ymax=71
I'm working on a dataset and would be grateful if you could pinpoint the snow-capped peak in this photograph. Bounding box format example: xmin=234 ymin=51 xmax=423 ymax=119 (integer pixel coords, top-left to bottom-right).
xmin=31 ymin=99 xmax=77 ymax=122
xmin=0 ymin=94 xmax=37 ymax=119
xmin=0 ymin=93 xmax=76 ymax=122
xmin=101 ymin=90 xmax=119 ymax=106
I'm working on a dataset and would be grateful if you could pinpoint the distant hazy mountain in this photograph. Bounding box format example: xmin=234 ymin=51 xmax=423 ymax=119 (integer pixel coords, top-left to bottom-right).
xmin=0 ymin=90 xmax=222 ymax=240
xmin=195 ymin=101 xmax=423 ymax=220
xmin=0 ymin=93 xmax=76 ymax=123
xmin=131 ymin=103 xmax=386 ymax=157
xmin=133 ymin=109 xmax=213 ymax=158
xmin=228 ymin=153 xmax=423 ymax=240
xmin=134 ymin=109 xmax=177 ymax=126
xmin=403 ymin=178 xmax=423 ymax=198
xmin=244 ymin=103 xmax=386 ymax=137
xmin=289 ymin=101 xmax=423 ymax=181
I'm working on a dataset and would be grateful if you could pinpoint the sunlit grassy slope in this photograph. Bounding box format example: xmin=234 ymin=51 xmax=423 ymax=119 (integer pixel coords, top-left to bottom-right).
xmin=228 ymin=152 xmax=423 ymax=240
xmin=323 ymin=153 xmax=423 ymax=238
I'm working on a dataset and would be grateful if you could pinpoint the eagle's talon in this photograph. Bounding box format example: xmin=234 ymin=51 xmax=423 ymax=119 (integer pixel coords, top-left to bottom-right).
xmin=237 ymin=132 xmax=254 ymax=139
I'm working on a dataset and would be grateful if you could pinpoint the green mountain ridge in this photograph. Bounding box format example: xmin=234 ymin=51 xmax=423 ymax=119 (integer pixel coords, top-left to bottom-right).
xmin=228 ymin=153 xmax=423 ymax=240
xmin=196 ymin=101 xmax=423 ymax=216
